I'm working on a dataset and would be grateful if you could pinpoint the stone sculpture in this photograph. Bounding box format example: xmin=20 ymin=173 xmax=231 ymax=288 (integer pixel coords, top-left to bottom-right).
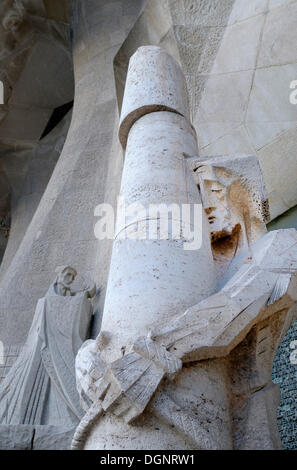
xmin=0 ymin=0 xmax=28 ymax=60
xmin=0 ymin=266 xmax=95 ymax=429
xmin=73 ymin=46 xmax=297 ymax=450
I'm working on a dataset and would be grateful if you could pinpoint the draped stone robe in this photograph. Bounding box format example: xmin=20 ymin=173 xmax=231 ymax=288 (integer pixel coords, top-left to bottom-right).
xmin=0 ymin=289 xmax=92 ymax=426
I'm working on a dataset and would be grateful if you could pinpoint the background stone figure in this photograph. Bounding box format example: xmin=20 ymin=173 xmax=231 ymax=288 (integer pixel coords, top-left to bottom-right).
xmin=0 ymin=266 xmax=95 ymax=427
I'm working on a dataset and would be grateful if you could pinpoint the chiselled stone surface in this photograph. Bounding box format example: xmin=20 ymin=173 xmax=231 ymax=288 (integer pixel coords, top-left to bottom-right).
xmin=119 ymin=46 xmax=190 ymax=148
xmin=272 ymin=321 xmax=297 ymax=450
xmin=74 ymin=46 xmax=297 ymax=451
xmin=0 ymin=0 xmax=149 ymax=450
xmin=194 ymin=0 xmax=297 ymax=221
xmin=0 ymin=345 xmax=22 ymax=383
xmin=0 ymin=267 xmax=95 ymax=427
xmin=0 ymin=0 xmax=296 ymax=452
xmin=0 ymin=424 xmax=75 ymax=450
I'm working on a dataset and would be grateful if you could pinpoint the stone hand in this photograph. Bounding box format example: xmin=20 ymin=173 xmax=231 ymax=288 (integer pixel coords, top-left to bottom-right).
xmin=94 ymin=337 xmax=182 ymax=423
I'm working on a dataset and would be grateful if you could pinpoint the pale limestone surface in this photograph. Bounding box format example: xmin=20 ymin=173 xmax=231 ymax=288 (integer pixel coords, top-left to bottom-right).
xmin=0 ymin=267 xmax=95 ymax=426
xmin=0 ymin=1 xmax=149 ymax=451
xmin=0 ymin=266 xmax=95 ymax=449
xmin=74 ymin=46 xmax=297 ymax=451
xmin=102 ymin=47 xmax=215 ymax=360
xmin=194 ymin=0 xmax=297 ymax=219
xmin=228 ymin=0 xmax=268 ymax=24
xmin=0 ymin=0 xmax=296 ymax=451
xmin=0 ymin=424 xmax=75 ymax=450
xmin=0 ymin=0 xmax=148 ymax=350
xmin=0 ymin=112 xmax=72 ymax=277
xmin=211 ymin=14 xmax=265 ymax=74
xmin=102 ymin=110 xmax=216 ymax=358
xmin=119 ymin=46 xmax=190 ymax=148
xmin=0 ymin=0 xmax=74 ymax=352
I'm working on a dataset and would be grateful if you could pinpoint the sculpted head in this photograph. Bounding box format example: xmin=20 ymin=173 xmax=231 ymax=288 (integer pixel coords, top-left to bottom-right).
xmin=55 ymin=266 xmax=77 ymax=287
xmin=2 ymin=0 xmax=25 ymax=33
xmin=191 ymin=155 xmax=270 ymax=252
xmin=195 ymin=165 xmax=235 ymax=242
xmin=0 ymin=0 xmax=27 ymax=60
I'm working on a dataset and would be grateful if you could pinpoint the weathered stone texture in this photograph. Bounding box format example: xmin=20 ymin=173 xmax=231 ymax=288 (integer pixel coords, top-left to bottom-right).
xmin=0 ymin=424 xmax=74 ymax=450
xmin=194 ymin=0 xmax=297 ymax=220
xmin=272 ymin=320 xmax=297 ymax=450
xmin=74 ymin=44 xmax=297 ymax=451
xmin=0 ymin=0 xmax=296 ymax=451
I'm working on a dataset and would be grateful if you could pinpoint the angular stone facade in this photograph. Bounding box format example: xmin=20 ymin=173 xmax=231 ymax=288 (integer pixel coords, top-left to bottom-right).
xmin=0 ymin=0 xmax=296 ymax=450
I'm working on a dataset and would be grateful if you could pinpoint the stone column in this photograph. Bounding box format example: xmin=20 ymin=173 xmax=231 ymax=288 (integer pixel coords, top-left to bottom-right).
xmin=76 ymin=45 xmax=297 ymax=451
xmin=101 ymin=46 xmax=216 ymax=360
xmin=76 ymin=47 xmax=220 ymax=449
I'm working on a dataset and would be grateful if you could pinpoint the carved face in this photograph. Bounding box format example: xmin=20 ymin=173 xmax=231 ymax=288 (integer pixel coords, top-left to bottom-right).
xmin=58 ymin=268 xmax=76 ymax=286
xmin=196 ymin=165 xmax=238 ymax=240
xmin=0 ymin=1 xmax=26 ymax=60
xmin=3 ymin=12 xmax=22 ymax=33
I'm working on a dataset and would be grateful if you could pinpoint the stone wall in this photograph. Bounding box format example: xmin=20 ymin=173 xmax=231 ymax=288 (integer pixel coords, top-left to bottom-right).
xmin=194 ymin=0 xmax=297 ymax=221
xmin=0 ymin=0 xmax=296 ymax=450
xmin=269 ymin=206 xmax=297 ymax=449
xmin=113 ymin=0 xmax=297 ymax=221
xmin=0 ymin=0 xmax=149 ymax=348
xmin=272 ymin=325 xmax=297 ymax=449
xmin=0 ymin=345 xmax=22 ymax=383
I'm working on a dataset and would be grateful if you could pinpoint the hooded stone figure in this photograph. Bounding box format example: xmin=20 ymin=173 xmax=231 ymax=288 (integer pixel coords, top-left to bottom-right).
xmin=0 ymin=266 xmax=95 ymax=427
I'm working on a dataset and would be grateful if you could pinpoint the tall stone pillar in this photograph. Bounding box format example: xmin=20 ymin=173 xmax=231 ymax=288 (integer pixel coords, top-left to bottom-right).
xmin=81 ymin=47 xmax=219 ymax=450
xmin=101 ymin=47 xmax=216 ymax=360
xmin=75 ymin=45 xmax=297 ymax=451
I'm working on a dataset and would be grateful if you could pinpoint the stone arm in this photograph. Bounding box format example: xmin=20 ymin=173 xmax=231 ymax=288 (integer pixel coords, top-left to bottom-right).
xmin=150 ymin=275 xmax=297 ymax=364
xmin=150 ymin=229 xmax=297 ymax=363
xmin=71 ymin=281 xmax=96 ymax=298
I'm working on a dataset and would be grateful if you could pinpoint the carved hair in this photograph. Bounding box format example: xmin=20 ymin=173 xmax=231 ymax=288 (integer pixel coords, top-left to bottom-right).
xmin=2 ymin=0 xmax=26 ymax=33
xmin=55 ymin=265 xmax=77 ymax=280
